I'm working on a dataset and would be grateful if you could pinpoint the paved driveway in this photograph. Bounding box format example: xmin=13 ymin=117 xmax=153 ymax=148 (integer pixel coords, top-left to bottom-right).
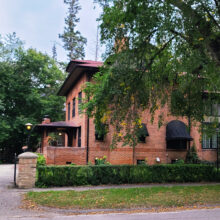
xmin=0 ymin=164 xmax=58 ymax=219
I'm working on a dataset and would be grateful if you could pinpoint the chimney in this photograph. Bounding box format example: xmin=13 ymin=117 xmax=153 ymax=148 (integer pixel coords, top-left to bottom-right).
xmin=42 ymin=115 xmax=51 ymax=124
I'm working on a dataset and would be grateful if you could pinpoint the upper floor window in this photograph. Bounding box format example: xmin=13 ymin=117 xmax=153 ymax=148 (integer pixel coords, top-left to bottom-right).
xmin=67 ymin=103 xmax=70 ymax=121
xmin=72 ymin=98 xmax=75 ymax=118
xmin=204 ymin=99 xmax=220 ymax=116
xmin=78 ymin=92 xmax=82 ymax=113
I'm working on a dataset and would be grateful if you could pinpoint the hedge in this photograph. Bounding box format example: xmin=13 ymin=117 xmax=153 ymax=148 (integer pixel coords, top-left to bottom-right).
xmin=36 ymin=164 xmax=220 ymax=187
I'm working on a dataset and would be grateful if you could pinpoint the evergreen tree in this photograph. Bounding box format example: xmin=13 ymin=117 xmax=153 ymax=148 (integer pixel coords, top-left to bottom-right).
xmin=59 ymin=0 xmax=87 ymax=60
xmin=52 ymin=43 xmax=57 ymax=60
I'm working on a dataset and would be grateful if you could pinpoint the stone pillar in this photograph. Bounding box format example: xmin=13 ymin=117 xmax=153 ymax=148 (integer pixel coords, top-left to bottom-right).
xmin=17 ymin=152 xmax=38 ymax=189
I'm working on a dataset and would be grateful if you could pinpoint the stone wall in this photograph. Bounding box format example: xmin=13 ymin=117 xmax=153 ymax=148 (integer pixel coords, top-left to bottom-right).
xmin=17 ymin=152 xmax=38 ymax=189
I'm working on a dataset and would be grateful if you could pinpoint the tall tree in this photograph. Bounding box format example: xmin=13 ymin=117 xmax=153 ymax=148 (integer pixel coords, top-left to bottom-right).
xmin=0 ymin=34 xmax=65 ymax=162
xmin=82 ymin=0 xmax=220 ymax=147
xmin=59 ymin=0 xmax=87 ymax=60
xmin=52 ymin=43 xmax=57 ymax=60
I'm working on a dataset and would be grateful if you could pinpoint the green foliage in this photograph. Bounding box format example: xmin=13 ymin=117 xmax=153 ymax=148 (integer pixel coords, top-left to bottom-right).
xmin=186 ymin=145 xmax=200 ymax=164
xmin=82 ymin=0 xmax=220 ymax=147
xmin=36 ymin=153 xmax=46 ymax=167
xmin=174 ymin=159 xmax=185 ymax=165
xmin=0 ymin=33 xmax=65 ymax=162
xmin=59 ymin=0 xmax=87 ymax=60
xmin=36 ymin=164 xmax=218 ymax=187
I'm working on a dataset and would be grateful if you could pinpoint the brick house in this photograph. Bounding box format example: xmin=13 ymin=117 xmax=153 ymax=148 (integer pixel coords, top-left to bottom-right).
xmin=36 ymin=60 xmax=219 ymax=165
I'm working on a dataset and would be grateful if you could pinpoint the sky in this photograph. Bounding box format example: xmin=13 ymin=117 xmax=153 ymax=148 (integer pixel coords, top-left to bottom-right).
xmin=0 ymin=0 xmax=103 ymax=62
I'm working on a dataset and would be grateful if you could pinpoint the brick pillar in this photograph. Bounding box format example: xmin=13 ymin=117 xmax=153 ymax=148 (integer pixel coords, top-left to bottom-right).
xmin=17 ymin=152 xmax=38 ymax=189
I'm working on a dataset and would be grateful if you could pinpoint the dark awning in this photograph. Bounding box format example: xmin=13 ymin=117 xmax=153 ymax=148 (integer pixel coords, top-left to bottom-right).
xmin=166 ymin=120 xmax=192 ymax=141
xmin=35 ymin=121 xmax=80 ymax=131
xmin=138 ymin=123 xmax=149 ymax=137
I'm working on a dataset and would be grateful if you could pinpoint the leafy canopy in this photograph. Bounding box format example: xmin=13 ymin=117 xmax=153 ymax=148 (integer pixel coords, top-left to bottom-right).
xmin=0 ymin=33 xmax=65 ymax=162
xmin=82 ymin=0 xmax=220 ymax=147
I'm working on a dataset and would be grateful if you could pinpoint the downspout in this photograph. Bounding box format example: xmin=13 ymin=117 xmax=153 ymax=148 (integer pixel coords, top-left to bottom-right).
xmin=86 ymin=73 xmax=91 ymax=164
xmin=86 ymin=107 xmax=89 ymax=164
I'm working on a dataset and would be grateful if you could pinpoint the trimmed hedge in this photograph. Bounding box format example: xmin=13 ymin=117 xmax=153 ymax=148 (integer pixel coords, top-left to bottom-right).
xmin=36 ymin=164 xmax=220 ymax=187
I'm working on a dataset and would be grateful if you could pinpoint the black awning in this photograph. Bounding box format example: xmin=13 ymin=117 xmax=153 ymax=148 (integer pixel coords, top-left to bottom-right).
xmin=138 ymin=123 xmax=149 ymax=137
xmin=166 ymin=120 xmax=192 ymax=141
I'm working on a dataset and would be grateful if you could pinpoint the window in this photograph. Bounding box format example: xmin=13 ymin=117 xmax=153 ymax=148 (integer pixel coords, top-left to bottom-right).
xmin=167 ymin=140 xmax=187 ymax=150
xmin=204 ymin=99 xmax=220 ymax=116
xmin=78 ymin=92 xmax=82 ymax=113
xmin=95 ymin=124 xmax=106 ymax=141
xmin=137 ymin=160 xmax=145 ymax=165
xmin=137 ymin=123 xmax=149 ymax=143
xmin=202 ymin=133 xmax=217 ymax=149
xmin=72 ymin=98 xmax=75 ymax=117
xmin=78 ymin=127 xmax=81 ymax=147
xmin=67 ymin=103 xmax=70 ymax=120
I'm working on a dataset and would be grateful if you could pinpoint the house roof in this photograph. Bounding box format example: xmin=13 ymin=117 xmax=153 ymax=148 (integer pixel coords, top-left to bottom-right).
xmin=35 ymin=121 xmax=80 ymax=129
xmin=58 ymin=60 xmax=103 ymax=96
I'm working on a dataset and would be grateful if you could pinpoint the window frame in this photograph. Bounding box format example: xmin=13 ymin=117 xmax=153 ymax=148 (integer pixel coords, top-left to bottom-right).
xmin=78 ymin=92 xmax=82 ymax=113
xmin=202 ymin=133 xmax=218 ymax=149
xmin=67 ymin=102 xmax=70 ymax=121
xmin=72 ymin=98 xmax=75 ymax=118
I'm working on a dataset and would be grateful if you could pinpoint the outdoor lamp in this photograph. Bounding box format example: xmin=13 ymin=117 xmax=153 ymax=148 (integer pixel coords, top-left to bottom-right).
xmin=25 ymin=123 xmax=33 ymax=131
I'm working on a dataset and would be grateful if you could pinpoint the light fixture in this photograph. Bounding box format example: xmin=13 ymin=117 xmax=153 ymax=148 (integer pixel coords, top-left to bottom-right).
xmin=25 ymin=123 xmax=33 ymax=131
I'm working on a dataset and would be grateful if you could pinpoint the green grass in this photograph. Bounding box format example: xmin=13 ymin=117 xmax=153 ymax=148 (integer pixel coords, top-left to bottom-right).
xmin=26 ymin=185 xmax=220 ymax=210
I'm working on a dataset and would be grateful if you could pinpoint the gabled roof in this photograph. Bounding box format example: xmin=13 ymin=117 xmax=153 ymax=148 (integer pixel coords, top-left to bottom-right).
xmin=58 ymin=60 xmax=103 ymax=96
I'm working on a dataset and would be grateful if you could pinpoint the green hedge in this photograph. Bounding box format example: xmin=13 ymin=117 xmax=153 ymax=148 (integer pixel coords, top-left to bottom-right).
xmin=36 ymin=164 xmax=219 ymax=187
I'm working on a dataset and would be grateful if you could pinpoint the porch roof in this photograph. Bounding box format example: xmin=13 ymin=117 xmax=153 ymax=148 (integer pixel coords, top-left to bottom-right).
xmin=35 ymin=121 xmax=80 ymax=129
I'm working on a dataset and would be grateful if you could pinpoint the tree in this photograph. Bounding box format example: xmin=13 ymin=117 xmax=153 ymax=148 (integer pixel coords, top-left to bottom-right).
xmin=59 ymin=0 xmax=87 ymax=60
xmin=52 ymin=43 xmax=57 ymax=60
xmin=82 ymin=0 xmax=220 ymax=148
xmin=0 ymin=34 xmax=65 ymax=162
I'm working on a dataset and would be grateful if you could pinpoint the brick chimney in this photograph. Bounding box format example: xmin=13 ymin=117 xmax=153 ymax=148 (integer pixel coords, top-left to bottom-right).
xmin=42 ymin=115 xmax=51 ymax=124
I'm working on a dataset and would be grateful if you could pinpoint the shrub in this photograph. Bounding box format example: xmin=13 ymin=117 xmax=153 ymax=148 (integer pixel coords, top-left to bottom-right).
xmin=36 ymin=164 xmax=219 ymax=187
xmin=35 ymin=153 xmax=46 ymax=167
xmin=95 ymin=156 xmax=110 ymax=165
xmin=185 ymin=145 xmax=200 ymax=164
xmin=175 ymin=159 xmax=185 ymax=164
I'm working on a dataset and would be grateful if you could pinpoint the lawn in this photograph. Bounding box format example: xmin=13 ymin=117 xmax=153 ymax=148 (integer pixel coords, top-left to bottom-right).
xmin=26 ymin=185 xmax=220 ymax=210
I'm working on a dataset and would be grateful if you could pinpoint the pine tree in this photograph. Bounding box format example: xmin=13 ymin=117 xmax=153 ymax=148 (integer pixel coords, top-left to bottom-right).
xmin=59 ymin=0 xmax=87 ymax=60
xmin=52 ymin=43 xmax=57 ymax=60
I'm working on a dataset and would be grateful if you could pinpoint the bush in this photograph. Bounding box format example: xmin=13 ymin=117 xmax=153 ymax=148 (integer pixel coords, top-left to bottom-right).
xmin=36 ymin=153 xmax=46 ymax=167
xmin=36 ymin=164 xmax=219 ymax=187
xmin=95 ymin=156 xmax=110 ymax=165
xmin=185 ymin=145 xmax=200 ymax=164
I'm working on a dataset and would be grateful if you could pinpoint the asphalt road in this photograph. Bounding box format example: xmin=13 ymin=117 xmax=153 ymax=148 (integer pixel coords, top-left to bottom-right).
xmin=2 ymin=208 xmax=220 ymax=220
xmin=0 ymin=164 xmax=220 ymax=220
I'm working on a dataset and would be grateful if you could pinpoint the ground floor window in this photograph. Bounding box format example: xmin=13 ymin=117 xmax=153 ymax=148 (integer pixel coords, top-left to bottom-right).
xmin=202 ymin=133 xmax=217 ymax=149
xmin=137 ymin=160 xmax=145 ymax=165
xmin=167 ymin=140 xmax=187 ymax=150
xmin=78 ymin=127 xmax=81 ymax=147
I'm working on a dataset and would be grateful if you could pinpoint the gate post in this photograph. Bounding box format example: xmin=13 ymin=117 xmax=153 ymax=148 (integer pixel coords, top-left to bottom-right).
xmin=17 ymin=152 xmax=38 ymax=189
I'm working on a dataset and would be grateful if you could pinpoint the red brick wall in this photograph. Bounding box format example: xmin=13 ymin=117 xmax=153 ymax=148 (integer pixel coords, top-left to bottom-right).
xmin=44 ymin=71 xmax=217 ymax=165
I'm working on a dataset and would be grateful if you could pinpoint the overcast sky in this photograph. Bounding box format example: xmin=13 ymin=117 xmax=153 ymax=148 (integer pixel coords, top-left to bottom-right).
xmin=0 ymin=0 xmax=103 ymax=62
